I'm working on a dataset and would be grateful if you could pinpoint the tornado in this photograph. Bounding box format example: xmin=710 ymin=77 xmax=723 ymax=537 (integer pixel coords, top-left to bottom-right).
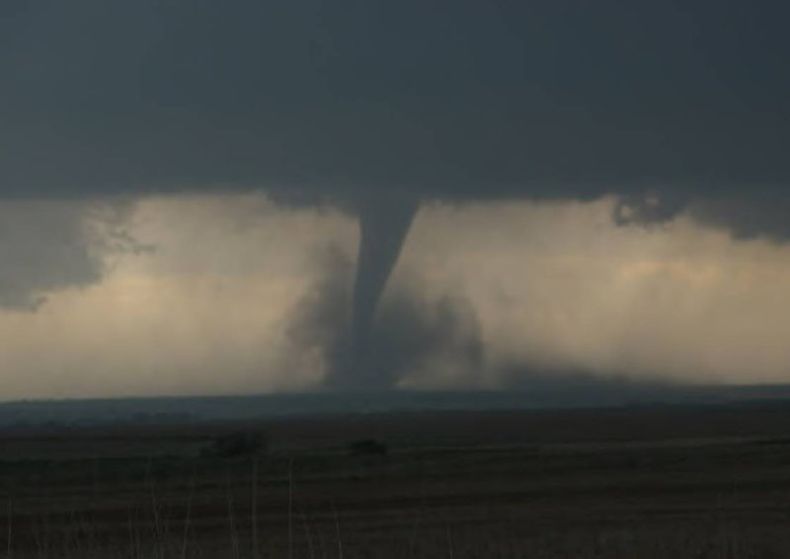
xmin=346 ymin=195 xmax=419 ymax=387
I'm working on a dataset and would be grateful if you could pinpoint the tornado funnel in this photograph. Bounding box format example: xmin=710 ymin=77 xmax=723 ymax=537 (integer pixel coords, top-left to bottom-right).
xmin=346 ymin=195 xmax=419 ymax=386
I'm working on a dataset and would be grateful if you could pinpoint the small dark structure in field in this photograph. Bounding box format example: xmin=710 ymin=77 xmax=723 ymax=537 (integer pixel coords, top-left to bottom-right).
xmin=202 ymin=431 xmax=268 ymax=458
xmin=348 ymin=438 xmax=388 ymax=456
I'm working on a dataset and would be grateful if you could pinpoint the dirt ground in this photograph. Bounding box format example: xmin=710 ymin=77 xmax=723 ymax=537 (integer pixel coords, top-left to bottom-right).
xmin=2 ymin=404 xmax=790 ymax=558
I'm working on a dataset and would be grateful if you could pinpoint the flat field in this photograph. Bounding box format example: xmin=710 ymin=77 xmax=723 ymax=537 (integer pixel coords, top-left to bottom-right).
xmin=2 ymin=404 xmax=790 ymax=558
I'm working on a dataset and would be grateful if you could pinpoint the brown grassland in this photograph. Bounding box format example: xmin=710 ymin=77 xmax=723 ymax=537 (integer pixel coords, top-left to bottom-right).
xmin=2 ymin=404 xmax=790 ymax=558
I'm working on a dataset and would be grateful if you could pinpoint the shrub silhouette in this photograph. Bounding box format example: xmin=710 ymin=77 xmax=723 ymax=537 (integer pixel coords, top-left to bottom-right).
xmin=202 ymin=431 xmax=267 ymax=458
xmin=348 ymin=438 xmax=388 ymax=456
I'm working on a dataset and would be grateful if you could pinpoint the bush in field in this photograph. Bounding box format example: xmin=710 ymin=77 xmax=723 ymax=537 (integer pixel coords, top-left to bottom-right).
xmin=202 ymin=431 xmax=268 ymax=458
xmin=348 ymin=438 xmax=388 ymax=456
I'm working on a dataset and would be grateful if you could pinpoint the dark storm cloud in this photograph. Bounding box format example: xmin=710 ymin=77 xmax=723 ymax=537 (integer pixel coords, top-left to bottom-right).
xmin=613 ymin=193 xmax=790 ymax=242
xmin=2 ymin=1 xmax=789 ymax=206
xmin=0 ymin=203 xmax=101 ymax=310
xmin=0 ymin=200 xmax=140 ymax=310
xmin=4 ymin=0 xmax=790 ymax=322
xmin=688 ymin=196 xmax=790 ymax=241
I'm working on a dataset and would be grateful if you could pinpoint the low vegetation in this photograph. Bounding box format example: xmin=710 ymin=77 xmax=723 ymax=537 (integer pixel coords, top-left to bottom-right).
xmin=2 ymin=406 xmax=790 ymax=557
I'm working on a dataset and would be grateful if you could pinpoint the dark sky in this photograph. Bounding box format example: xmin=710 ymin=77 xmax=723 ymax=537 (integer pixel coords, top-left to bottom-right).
xmin=3 ymin=1 xmax=790 ymax=207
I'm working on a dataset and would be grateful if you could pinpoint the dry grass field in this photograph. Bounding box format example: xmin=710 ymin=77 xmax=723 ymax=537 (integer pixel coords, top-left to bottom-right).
xmin=2 ymin=404 xmax=790 ymax=558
